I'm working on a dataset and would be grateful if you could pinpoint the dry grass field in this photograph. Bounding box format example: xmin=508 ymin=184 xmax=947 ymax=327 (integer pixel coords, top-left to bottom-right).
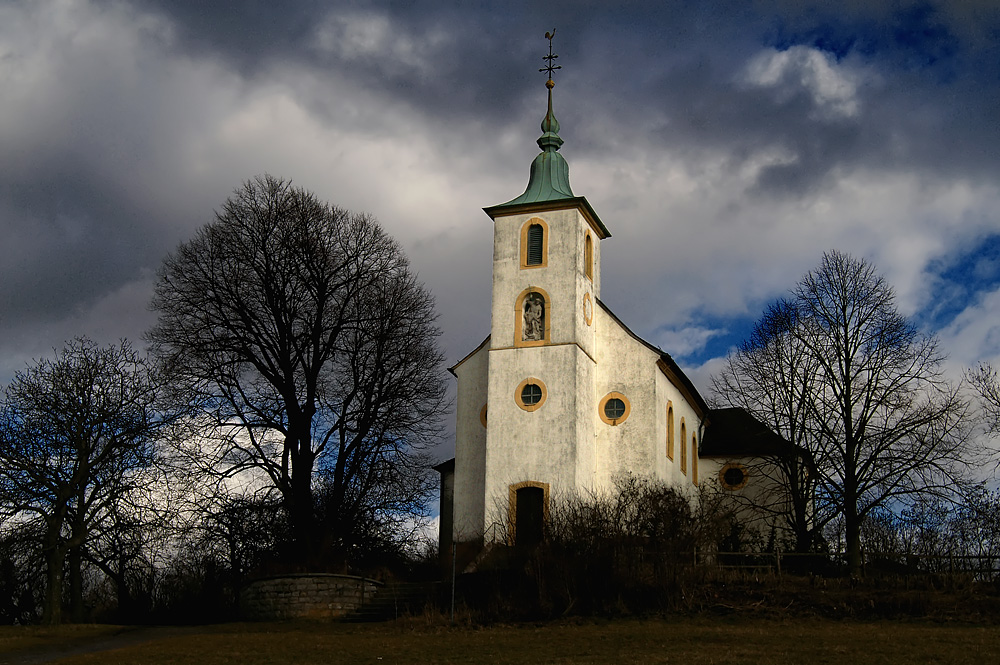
xmin=1 ymin=618 xmax=998 ymax=665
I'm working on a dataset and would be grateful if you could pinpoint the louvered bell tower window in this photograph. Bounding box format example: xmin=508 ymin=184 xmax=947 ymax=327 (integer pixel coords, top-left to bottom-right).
xmin=526 ymin=224 xmax=544 ymax=265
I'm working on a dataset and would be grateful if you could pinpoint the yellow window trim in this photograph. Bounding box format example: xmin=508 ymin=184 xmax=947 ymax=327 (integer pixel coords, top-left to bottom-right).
xmin=584 ymin=231 xmax=594 ymax=281
xmin=666 ymin=402 xmax=674 ymax=460
xmin=692 ymin=434 xmax=699 ymax=485
xmin=680 ymin=418 xmax=688 ymax=475
xmin=515 ymin=377 xmax=547 ymax=412
xmin=479 ymin=403 xmax=488 ymax=428
xmin=599 ymin=391 xmax=631 ymax=426
xmin=719 ymin=462 xmax=749 ymax=491
xmin=520 ymin=217 xmax=549 ymax=269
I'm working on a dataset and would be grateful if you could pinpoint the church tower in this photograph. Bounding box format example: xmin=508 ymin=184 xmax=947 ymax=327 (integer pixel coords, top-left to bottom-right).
xmin=479 ymin=74 xmax=611 ymax=545
xmin=450 ymin=36 xmax=611 ymax=546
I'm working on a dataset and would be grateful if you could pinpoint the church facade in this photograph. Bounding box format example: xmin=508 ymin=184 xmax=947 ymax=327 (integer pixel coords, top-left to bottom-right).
xmin=436 ymin=75 xmax=790 ymax=554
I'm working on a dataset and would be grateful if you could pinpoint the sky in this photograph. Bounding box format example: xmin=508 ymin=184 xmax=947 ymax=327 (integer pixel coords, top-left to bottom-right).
xmin=3 ymin=0 xmax=1000 ymax=463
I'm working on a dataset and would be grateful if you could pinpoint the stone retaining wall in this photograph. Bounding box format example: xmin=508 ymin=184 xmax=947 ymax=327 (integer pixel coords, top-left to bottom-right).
xmin=240 ymin=574 xmax=382 ymax=620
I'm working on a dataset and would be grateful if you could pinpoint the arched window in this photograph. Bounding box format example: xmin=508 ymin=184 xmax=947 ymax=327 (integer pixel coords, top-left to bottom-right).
xmin=666 ymin=403 xmax=674 ymax=460
xmin=584 ymin=233 xmax=593 ymax=280
xmin=520 ymin=218 xmax=549 ymax=268
xmin=680 ymin=418 xmax=687 ymax=475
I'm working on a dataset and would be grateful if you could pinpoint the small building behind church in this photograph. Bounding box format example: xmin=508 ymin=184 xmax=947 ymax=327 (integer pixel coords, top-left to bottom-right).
xmin=436 ymin=66 xmax=801 ymax=561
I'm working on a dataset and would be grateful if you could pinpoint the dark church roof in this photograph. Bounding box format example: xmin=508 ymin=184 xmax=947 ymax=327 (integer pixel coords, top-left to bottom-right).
xmin=700 ymin=407 xmax=801 ymax=458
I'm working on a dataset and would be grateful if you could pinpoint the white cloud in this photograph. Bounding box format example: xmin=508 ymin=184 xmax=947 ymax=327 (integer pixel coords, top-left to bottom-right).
xmin=938 ymin=287 xmax=1000 ymax=369
xmin=654 ymin=325 xmax=726 ymax=358
xmin=0 ymin=273 xmax=157 ymax=382
xmin=584 ymin=134 xmax=1000 ymax=330
xmin=683 ymin=355 xmax=730 ymax=400
xmin=742 ymin=45 xmax=865 ymax=120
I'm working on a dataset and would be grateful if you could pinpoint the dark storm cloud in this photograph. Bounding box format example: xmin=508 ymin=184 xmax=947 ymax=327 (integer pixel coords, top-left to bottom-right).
xmin=134 ymin=1 xmax=1000 ymax=196
xmin=3 ymin=0 xmax=1000 ymax=394
xmin=133 ymin=0 xmax=537 ymax=125
xmin=560 ymin=1 xmax=1000 ymax=195
xmin=0 ymin=173 xmax=159 ymax=325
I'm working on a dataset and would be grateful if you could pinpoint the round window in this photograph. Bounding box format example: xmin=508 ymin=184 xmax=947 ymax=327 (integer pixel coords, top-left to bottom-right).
xmin=604 ymin=398 xmax=626 ymax=420
xmin=599 ymin=392 xmax=631 ymax=425
xmin=719 ymin=463 xmax=749 ymax=490
xmin=515 ymin=378 xmax=547 ymax=411
xmin=521 ymin=383 xmax=542 ymax=405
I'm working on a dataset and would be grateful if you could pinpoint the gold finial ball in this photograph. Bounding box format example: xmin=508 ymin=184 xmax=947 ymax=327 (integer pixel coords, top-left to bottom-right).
xmin=546 ymin=78 xmax=555 ymax=89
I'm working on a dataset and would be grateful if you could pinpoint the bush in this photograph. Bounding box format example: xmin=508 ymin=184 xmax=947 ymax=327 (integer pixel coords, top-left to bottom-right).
xmin=459 ymin=475 xmax=736 ymax=619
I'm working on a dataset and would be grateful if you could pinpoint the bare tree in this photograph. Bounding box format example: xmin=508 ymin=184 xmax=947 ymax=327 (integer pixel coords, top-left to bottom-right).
xmin=147 ymin=175 xmax=446 ymax=565
xmin=0 ymin=338 xmax=164 ymax=624
xmin=967 ymin=362 xmax=1000 ymax=434
xmin=712 ymin=300 xmax=824 ymax=553
xmin=81 ymin=479 xmax=175 ymax=619
xmin=713 ymin=251 xmax=973 ymax=573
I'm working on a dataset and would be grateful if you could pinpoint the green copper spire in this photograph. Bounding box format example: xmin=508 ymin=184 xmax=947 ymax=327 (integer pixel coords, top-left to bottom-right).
xmin=484 ymin=31 xmax=609 ymax=238
xmin=498 ymin=33 xmax=575 ymax=206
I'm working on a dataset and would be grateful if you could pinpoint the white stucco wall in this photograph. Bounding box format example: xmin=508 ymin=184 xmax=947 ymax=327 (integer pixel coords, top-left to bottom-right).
xmin=592 ymin=305 xmax=658 ymax=491
xmin=591 ymin=304 xmax=704 ymax=497
xmin=451 ymin=339 xmax=489 ymax=541
xmin=482 ymin=343 xmax=597 ymax=533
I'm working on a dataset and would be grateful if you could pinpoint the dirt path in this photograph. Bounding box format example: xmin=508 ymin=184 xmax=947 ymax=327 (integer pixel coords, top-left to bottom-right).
xmin=0 ymin=626 xmax=206 ymax=665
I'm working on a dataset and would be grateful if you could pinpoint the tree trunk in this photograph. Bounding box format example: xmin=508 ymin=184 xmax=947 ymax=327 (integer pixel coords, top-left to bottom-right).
xmin=115 ymin=564 xmax=132 ymax=619
xmin=795 ymin=525 xmax=813 ymax=554
xmin=42 ymin=549 xmax=65 ymax=625
xmin=41 ymin=513 xmax=68 ymax=625
xmin=289 ymin=442 xmax=316 ymax=561
xmin=845 ymin=503 xmax=862 ymax=575
xmin=69 ymin=545 xmax=84 ymax=623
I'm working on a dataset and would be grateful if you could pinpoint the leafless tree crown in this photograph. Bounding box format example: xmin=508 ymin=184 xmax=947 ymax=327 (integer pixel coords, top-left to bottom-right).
xmin=713 ymin=250 xmax=973 ymax=570
xmin=147 ymin=175 xmax=447 ymax=562
xmin=0 ymin=337 xmax=163 ymax=624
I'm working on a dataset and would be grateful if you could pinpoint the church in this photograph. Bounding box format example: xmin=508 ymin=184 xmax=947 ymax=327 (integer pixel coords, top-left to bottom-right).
xmin=436 ymin=51 xmax=795 ymax=558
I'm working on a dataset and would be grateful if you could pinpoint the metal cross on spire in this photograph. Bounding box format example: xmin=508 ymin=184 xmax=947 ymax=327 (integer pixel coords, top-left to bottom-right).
xmin=540 ymin=29 xmax=561 ymax=84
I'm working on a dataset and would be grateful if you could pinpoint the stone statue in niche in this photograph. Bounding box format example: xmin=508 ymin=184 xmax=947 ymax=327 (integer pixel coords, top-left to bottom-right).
xmin=523 ymin=293 xmax=545 ymax=341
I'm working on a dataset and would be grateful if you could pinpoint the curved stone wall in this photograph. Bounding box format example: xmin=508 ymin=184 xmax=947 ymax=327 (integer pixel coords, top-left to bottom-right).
xmin=240 ymin=573 xmax=382 ymax=620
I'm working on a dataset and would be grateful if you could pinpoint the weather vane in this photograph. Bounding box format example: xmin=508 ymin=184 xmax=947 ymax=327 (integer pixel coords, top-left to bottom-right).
xmin=540 ymin=29 xmax=561 ymax=85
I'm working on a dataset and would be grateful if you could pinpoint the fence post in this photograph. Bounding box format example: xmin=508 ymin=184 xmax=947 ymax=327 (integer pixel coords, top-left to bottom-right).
xmin=776 ymin=548 xmax=782 ymax=577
